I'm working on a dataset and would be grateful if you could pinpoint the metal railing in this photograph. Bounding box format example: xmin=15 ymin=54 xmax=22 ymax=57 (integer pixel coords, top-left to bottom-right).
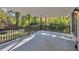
xmin=41 ymin=24 xmax=70 ymax=34
xmin=0 ymin=27 xmax=27 ymax=44
xmin=0 ymin=24 xmax=70 ymax=44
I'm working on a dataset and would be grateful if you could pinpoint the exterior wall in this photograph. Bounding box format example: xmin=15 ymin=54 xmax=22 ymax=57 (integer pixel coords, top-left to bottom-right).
xmin=76 ymin=16 xmax=79 ymax=50
xmin=71 ymin=8 xmax=79 ymax=50
xmin=77 ymin=16 xmax=79 ymax=41
xmin=70 ymin=15 xmax=77 ymax=41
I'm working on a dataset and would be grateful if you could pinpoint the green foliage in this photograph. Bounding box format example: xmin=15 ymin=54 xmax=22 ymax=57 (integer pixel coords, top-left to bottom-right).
xmin=0 ymin=8 xmax=70 ymax=34
xmin=0 ymin=8 xmax=7 ymax=29
xmin=47 ymin=16 xmax=70 ymax=32
xmin=15 ymin=11 xmax=21 ymax=27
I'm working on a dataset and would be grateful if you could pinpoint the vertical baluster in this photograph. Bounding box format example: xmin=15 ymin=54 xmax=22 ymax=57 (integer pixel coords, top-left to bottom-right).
xmin=24 ymin=27 xmax=26 ymax=35
xmin=7 ymin=29 xmax=8 ymax=41
xmin=28 ymin=14 xmax=31 ymax=35
xmin=11 ymin=29 xmax=13 ymax=40
xmin=10 ymin=29 xmax=11 ymax=40
xmin=18 ymin=29 xmax=19 ymax=38
xmin=16 ymin=29 xmax=17 ymax=38
xmin=22 ymin=29 xmax=24 ymax=36
xmin=1 ymin=34 xmax=2 ymax=43
xmin=17 ymin=29 xmax=19 ymax=38
xmin=24 ymin=28 xmax=25 ymax=35
xmin=2 ymin=34 xmax=3 ymax=43
xmin=16 ymin=29 xmax=18 ymax=38
xmin=15 ymin=29 xmax=17 ymax=39
xmin=6 ymin=29 xmax=8 ymax=41
xmin=20 ymin=29 xmax=21 ymax=37
xmin=13 ymin=29 xmax=14 ymax=39
xmin=5 ymin=29 xmax=7 ymax=41
xmin=25 ymin=28 xmax=27 ymax=35
xmin=8 ymin=29 xmax=10 ymax=41
xmin=0 ymin=35 xmax=1 ymax=43
xmin=0 ymin=32 xmax=1 ymax=43
xmin=2 ymin=30 xmax=5 ymax=42
xmin=10 ymin=27 xmax=12 ymax=40
xmin=23 ymin=28 xmax=24 ymax=35
xmin=21 ymin=28 xmax=23 ymax=36
xmin=19 ymin=29 xmax=20 ymax=37
xmin=0 ymin=34 xmax=1 ymax=43
xmin=14 ymin=29 xmax=16 ymax=39
xmin=23 ymin=28 xmax=24 ymax=36
xmin=22 ymin=29 xmax=23 ymax=36
xmin=4 ymin=30 xmax=6 ymax=42
xmin=20 ymin=29 xmax=21 ymax=36
xmin=11 ymin=29 xmax=12 ymax=40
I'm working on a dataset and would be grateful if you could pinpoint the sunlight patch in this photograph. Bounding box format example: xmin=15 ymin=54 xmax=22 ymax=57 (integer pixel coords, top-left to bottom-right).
xmin=1 ymin=43 xmax=17 ymax=51
xmin=59 ymin=36 xmax=72 ymax=41
xmin=10 ymin=34 xmax=36 ymax=51
xmin=51 ymin=35 xmax=56 ymax=37
xmin=41 ymin=33 xmax=50 ymax=36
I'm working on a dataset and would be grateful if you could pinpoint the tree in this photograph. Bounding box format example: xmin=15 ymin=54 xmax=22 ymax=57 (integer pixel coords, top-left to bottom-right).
xmin=30 ymin=16 xmax=38 ymax=25
xmin=0 ymin=8 xmax=7 ymax=29
xmin=7 ymin=10 xmax=16 ymax=28
xmin=15 ymin=11 xmax=20 ymax=27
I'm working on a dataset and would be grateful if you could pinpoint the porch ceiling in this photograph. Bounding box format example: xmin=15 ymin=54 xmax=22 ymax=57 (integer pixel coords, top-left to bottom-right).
xmin=2 ymin=7 xmax=75 ymax=17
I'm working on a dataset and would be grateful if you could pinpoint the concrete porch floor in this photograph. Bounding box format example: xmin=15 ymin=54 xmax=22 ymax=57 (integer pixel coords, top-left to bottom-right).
xmin=0 ymin=31 xmax=76 ymax=51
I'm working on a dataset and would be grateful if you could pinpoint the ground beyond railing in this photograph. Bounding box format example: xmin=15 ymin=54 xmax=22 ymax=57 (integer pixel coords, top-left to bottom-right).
xmin=0 ymin=25 xmax=70 ymax=44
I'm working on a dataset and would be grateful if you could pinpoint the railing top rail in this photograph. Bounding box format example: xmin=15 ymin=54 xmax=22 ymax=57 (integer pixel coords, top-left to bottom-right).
xmin=0 ymin=27 xmax=29 ymax=30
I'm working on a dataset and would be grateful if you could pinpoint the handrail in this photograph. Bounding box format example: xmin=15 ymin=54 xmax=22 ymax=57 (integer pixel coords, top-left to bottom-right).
xmin=0 ymin=25 xmax=70 ymax=44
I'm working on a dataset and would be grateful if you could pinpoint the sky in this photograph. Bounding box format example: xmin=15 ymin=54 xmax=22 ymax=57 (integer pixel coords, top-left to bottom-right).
xmin=1 ymin=7 xmax=75 ymax=17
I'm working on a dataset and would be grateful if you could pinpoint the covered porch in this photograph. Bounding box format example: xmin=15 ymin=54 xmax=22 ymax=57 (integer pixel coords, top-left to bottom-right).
xmin=0 ymin=7 xmax=76 ymax=51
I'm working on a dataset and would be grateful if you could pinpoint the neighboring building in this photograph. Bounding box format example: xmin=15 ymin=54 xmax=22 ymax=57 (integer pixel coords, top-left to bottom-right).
xmin=71 ymin=8 xmax=79 ymax=50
